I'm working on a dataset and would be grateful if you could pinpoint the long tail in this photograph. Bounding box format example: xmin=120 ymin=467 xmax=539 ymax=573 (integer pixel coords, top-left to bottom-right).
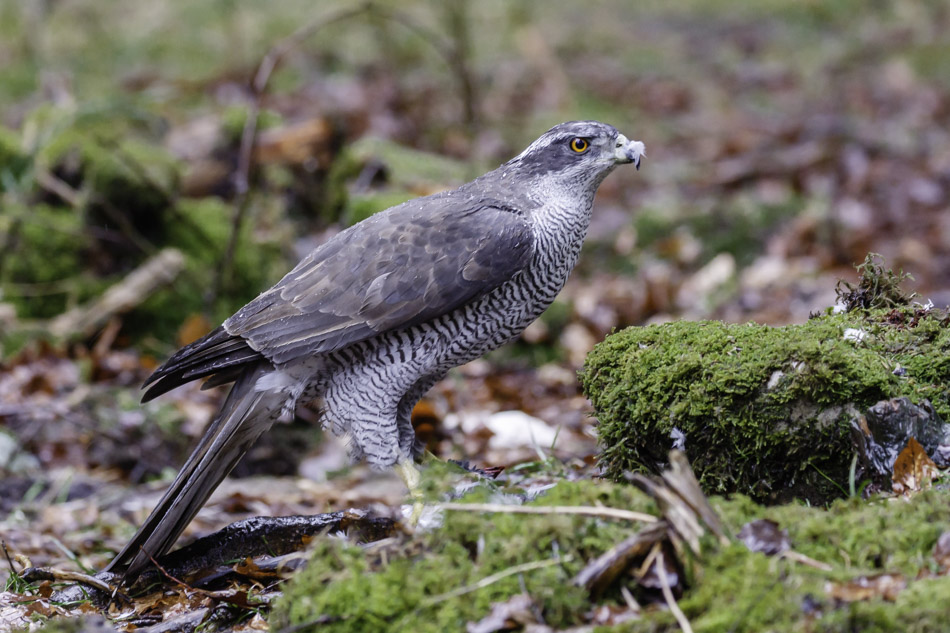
xmin=105 ymin=362 xmax=281 ymax=578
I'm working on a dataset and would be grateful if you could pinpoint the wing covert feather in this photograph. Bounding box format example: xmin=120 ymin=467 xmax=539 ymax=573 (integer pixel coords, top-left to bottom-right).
xmin=225 ymin=195 xmax=534 ymax=364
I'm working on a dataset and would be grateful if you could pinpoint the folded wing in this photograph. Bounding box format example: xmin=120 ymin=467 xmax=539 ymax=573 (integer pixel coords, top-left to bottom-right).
xmin=142 ymin=193 xmax=535 ymax=399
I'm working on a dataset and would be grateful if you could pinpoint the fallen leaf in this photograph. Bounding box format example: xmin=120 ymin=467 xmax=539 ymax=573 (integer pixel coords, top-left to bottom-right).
xmin=892 ymin=437 xmax=939 ymax=496
xmin=826 ymin=574 xmax=906 ymax=602
xmin=738 ymin=518 xmax=790 ymax=556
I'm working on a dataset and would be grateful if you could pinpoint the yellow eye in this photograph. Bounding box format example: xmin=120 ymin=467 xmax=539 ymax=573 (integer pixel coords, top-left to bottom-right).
xmin=570 ymin=137 xmax=589 ymax=153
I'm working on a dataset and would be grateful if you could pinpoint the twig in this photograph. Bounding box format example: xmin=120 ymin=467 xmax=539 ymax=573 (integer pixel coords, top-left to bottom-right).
xmin=376 ymin=3 xmax=480 ymax=133
xmin=143 ymin=549 xmax=258 ymax=609
xmin=37 ymin=164 xmax=158 ymax=257
xmin=438 ymin=502 xmax=658 ymax=523
xmin=211 ymin=2 xmax=375 ymax=308
xmin=0 ymin=216 xmax=22 ymax=280
xmin=21 ymin=567 xmax=130 ymax=604
xmin=780 ymin=549 xmax=833 ymax=572
xmin=1 ymin=540 xmax=18 ymax=574
xmin=211 ymin=1 xmax=480 ymax=306
xmin=441 ymin=0 xmax=479 ymax=132
xmin=421 ymin=557 xmax=569 ymax=606
xmin=655 ymin=548 xmax=693 ymax=633
xmin=35 ymin=169 xmax=84 ymax=207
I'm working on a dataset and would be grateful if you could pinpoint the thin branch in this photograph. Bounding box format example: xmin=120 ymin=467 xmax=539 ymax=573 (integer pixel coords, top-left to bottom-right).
xmin=372 ymin=4 xmax=480 ymax=132
xmin=211 ymin=1 xmax=479 ymax=307
xmin=36 ymin=163 xmax=158 ymax=257
xmin=656 ymin=549 xmax=693 ymax=633
xmin=437 ymin=502 xmax=658 ymax=523
xmin=143 ymin=548 xmax=260 ymax=609
xmin=211 ymin=2 xmax=375 ymax=308
xmin=35 ymin=168 xmax=83 ymax=207
xmin=1 ymin=540 xmax=18 ymax=574
xmin=421 ymin=557 xmax=568 ymax=606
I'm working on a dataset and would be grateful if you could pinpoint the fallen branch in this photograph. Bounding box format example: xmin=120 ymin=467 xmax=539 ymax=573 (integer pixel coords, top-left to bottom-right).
xmin=133 ymin=511 xmax=394 ymax=585
xmin=48 ymin=248 xmax=185 ymax=338
xmin=572 ymin=521 xmax=669 ymax=597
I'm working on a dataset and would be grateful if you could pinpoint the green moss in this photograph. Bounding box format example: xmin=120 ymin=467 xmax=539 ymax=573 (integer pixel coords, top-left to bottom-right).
xmin=836 ymin=253 xmax=918 ymax=312
xmin=272 ymin=476 xmax=950 ymax=633
xmin=717 ymin=493 xmax=950 ymax=579
xmin=347 ymin=137 xmax=478 ymax=191
xmin=0 ymin=204 xmax=105 ymax=319
xmin=270 ymin=478 xmax=658 ymax=633
xmin=0 ymin=125 xmax=30 ymax=192
xmin=581 ymin=310 xmax=950 ymax=502
xmin=618 ymin=490 xmax=950 ymax=633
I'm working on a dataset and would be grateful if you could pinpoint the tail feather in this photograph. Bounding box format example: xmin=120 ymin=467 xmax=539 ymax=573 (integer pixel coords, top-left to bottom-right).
xmin=106 ymin=362 xmax=280 ymax=577
xmin=142 ymin=326 xmax=261 ymax=403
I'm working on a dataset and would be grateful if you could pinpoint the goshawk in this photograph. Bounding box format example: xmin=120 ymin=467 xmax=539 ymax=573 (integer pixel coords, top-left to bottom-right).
xmin=106 ymin=120 xmax=645 ymax=577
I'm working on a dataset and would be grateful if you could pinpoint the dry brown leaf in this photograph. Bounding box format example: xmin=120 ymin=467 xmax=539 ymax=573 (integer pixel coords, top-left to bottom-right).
xmin=826 ymin=573 xmax=906 ymax=602
xmin=177 ymin=313 xmax=214 ymax=348
xmin=254 ymin=118 xmax=335 ymax=167
xmin=891 ymin=437 xmax=939 ymax=496
xmin=466 ymin=593 xmax=538 ymax=633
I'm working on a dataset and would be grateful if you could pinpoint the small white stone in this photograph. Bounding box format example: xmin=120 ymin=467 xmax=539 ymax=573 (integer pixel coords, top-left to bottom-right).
xmin=766 ymin=370 xmax=785 ymax=390
xmin=843 ymin=328 xmax=867 ymax=342
xmin=485 ymin=410 xmax=559 ymax=450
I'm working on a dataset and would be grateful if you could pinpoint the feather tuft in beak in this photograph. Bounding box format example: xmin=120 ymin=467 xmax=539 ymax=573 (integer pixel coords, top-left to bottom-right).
xmin=614 ymin=134 xmax=645 ymax=170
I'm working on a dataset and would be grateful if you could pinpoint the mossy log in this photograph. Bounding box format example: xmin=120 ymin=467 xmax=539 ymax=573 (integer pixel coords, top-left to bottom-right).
xmin=581 ymin=308 xmax=950 ymax=503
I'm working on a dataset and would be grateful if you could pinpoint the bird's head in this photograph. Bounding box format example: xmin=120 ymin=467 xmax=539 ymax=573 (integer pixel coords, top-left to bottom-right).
xmin=502 ymin=120 xmax=645 ymax=193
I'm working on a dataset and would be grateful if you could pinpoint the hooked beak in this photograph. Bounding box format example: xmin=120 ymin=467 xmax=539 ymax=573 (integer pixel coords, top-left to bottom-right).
xmin=614 ymin=134 xmax=645 ymax=170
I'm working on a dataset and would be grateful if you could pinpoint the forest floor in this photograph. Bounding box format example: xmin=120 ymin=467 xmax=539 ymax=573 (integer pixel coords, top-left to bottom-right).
xmin=1 ymin=0 xmax=950 ymax=630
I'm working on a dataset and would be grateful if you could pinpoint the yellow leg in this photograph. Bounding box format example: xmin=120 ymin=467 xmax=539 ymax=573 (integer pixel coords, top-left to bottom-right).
xmin=396 ymin=459 xmax=424 ymax=525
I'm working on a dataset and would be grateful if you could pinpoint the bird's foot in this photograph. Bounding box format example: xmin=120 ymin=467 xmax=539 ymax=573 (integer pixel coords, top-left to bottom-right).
xmin=396 ymin=459 xmax=425 ymax=527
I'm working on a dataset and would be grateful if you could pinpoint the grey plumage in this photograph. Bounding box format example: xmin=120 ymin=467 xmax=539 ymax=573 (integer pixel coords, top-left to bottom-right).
xmin=107 ymin=120 xmax=644 ymax=577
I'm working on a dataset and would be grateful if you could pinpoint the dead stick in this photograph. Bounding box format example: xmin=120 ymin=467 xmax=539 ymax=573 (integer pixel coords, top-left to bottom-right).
xmin=438 ymin=502 xmax=658 ymax=523
xmin=48 ymin=248 xmax=185 ymax=338
xmin=656 ymin=548 xmax=693 ymax=633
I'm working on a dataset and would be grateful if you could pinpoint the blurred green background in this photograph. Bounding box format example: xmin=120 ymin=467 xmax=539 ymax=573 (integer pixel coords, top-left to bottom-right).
xmin=1 ymin=0 xmax=948 ymax=358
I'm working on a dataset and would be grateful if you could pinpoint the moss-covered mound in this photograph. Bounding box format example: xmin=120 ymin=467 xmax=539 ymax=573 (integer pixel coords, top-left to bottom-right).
xmin=581 ymin=309 xmax=950 ymax=502
xmin=269 ymin=476 xmax=950 ymax=633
